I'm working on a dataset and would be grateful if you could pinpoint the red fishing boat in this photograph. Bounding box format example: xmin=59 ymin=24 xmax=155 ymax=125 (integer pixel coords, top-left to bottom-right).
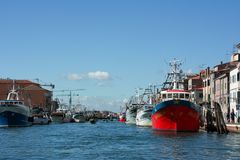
xmin=152 ymin=59 xmax=201 ymax=132
xmin=118 ymin=113 xmax=126 ymax=122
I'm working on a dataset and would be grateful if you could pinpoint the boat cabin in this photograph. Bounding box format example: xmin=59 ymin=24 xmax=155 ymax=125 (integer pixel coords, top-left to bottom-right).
xmin=160 ymin=90 xmax=191 ymax=102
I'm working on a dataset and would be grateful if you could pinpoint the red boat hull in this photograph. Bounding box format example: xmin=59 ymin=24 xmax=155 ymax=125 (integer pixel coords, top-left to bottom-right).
xmin=119 ymin=118 xmax=126 ymax=123
xmin=152 ymin=100 xmax=200 ymax=132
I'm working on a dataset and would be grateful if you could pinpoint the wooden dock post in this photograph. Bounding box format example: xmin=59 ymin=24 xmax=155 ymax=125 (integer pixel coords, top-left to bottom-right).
xmin=206 ymin=105 xmax=215 ymax=132
xmin=214 ymin=102 xmax=229 ymax=134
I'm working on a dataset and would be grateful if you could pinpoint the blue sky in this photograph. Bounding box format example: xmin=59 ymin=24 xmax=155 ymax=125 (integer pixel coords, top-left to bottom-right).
xmin=0 ymin=0 xmax=240 ymax=112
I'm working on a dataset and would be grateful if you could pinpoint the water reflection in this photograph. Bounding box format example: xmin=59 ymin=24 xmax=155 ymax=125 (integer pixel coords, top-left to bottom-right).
xmin=152 ymin=130 xmax=198 ymax=138
xmin=1 ymin=122 xmax=240 ymax=160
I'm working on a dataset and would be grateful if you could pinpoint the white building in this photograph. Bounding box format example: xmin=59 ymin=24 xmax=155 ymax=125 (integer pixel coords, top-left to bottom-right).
xmin=229 ymin=66 xmax=240 ymax=123
xmin=229 ymin=51 xmax=240 ymax=123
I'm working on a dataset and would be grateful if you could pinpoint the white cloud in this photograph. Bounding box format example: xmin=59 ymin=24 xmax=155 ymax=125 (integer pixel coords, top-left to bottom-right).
xmin=87 ymin=71 xmax=111 ymax=80
xmin=67 ymin=73 xmax=83 ymax=80
xmin=67 ymin=71 xmax=111 ymax=81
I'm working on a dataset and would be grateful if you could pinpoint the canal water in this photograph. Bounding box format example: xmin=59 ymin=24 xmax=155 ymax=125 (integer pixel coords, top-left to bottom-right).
xmin=0 ymin=121 xmax=240 ymax=160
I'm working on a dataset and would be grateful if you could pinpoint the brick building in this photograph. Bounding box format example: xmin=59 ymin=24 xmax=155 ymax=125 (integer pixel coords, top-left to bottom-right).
xmin=0 ymin=79 xmax=53 ymax=111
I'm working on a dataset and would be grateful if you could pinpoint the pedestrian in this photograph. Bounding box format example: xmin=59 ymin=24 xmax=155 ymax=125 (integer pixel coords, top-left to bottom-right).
xmin=231 ymin=109 xmax=236 ymax=123
xmin=226 ymin=112 xmax=230 ymax=123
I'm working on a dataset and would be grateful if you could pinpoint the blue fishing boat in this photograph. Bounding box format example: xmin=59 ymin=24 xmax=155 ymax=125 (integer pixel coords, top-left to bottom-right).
xmin=0 ymin=81 xmax=32 ymax=127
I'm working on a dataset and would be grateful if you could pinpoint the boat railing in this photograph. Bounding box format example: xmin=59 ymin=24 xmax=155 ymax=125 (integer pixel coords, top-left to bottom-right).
xmin=0 ymin=100 xmax=24 ymax=105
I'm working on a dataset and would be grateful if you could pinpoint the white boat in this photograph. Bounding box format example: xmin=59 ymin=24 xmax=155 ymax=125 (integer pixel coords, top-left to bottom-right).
xmin=0 ymin=81 xmax=32 ymax=127
xmin=33 ymin=115 xmax=50 ymax=125
xmin=136 ymin=104 xmax=153 ymax=127
xmin=125 ymin=90 xmax=143 ymax=125
xmin=125 ymin=104 xmax=138 ymax=124
xmin=51 ymin=108 xmax=67 ymax=123
xmin=32 ymin=111 xmax=51 ymax=125
xmin=72 ymin=112 xmax=86 ymax=123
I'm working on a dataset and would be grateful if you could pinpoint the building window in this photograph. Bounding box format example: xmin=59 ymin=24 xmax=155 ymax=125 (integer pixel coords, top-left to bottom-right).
xmin=238 ymin=91 xmax=240 ymax=104
xmin=238 ymin=72 xmax=240 ymax=81
xmin=199 ymin=93 xmax=203 ymax=98
xmin=208 ymin=94 xmax=211 ymax=102
xmin=207 ymin=79 xmax=210 ymax=86
xmin=232 ymin=75 xmax=237 ymax=83
xmin=233 ymin=92 xmax=237 ymax=102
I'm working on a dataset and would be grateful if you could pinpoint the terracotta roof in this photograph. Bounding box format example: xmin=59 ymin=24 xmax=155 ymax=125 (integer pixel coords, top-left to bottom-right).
xmin=191 ymin=75 xmax=201 ymax=79
xmin=200 ymin=70 xmax=206 ymax=74
xmin=214 ymin=61 xmax=239 ymax=71
xmin=21 ymin=84 xmax=51 ymax=92
xmin=0 ymin=79 xmax=38 ymax=85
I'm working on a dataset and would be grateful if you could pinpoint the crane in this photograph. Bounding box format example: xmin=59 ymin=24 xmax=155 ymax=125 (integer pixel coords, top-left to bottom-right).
xmin=53 ymin=89 xmax=85 ymax=109
xmin=34 ymin=78 xmax=55 ymax=90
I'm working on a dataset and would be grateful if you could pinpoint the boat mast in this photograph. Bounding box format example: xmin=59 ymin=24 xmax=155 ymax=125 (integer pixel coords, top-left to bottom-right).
xmin=170 ymin=58 xmax=182 ymax=90
xmin=162 ymin=58 xmax=185 ymax=90
xmin=7 ymin=80 xmax=19 ymax=100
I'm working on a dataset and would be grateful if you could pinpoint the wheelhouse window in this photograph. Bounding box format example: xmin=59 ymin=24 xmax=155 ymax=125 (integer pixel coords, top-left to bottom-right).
xmin=167 ymin=93 xmax=172 ymax=98
xmin=162 ymin=94 xmax=166 ymax=99
xmin=173 ymin=93 xmax=178 ymax=99
xmin=185 ymin=94 xmax=190 ymax=99
xmin=180 ymin=93 xmax=184 ymax=98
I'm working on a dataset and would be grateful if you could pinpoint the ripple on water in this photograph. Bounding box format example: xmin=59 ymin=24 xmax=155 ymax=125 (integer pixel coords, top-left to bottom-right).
xmin=1 ymin=121 xmax=240 ymax=160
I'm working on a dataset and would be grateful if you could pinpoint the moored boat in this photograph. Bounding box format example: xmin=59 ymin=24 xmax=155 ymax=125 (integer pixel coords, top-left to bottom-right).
xmin=0 ymin=81 xmax=32 ymax=127
xmin=118 ymin=113 xmax=126 ymax=122
xmin=51 ymin=108 xmax=68 ymax=123
xmin=136 ymin=104 xmax=153 ymax=127
xmin=32 ymin=114 xmax=50 ymax=125
xmin=89 ymin=118 xmax=97 ymax=124
xmin=125 ymin=104 xmax=138 ymax=124
xmin=152 ymin=59 xmax=201 ymax=132
xmin=72 ymin=112 xmax=86 ymax=123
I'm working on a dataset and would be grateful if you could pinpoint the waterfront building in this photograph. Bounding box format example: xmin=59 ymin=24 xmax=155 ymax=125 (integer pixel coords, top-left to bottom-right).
xmin=199 ymin=67 xmax=212 ymax=121
xmin=187 ymin=74 xmax=203 ymax=105
xmin=229 ymin=47 xmax=240 ymax=123
xmin=201 ymin=67 xmax=212 ymax=105
xmin=210 ymin=53 xmax=239 ymax=122
xmin=229 ymin=65 xmax=240 ymax=123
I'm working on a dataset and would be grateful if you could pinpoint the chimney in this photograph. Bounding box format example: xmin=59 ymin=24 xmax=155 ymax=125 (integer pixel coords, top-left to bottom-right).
xmin=207 ymin=67 xmax=210 ymax=77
